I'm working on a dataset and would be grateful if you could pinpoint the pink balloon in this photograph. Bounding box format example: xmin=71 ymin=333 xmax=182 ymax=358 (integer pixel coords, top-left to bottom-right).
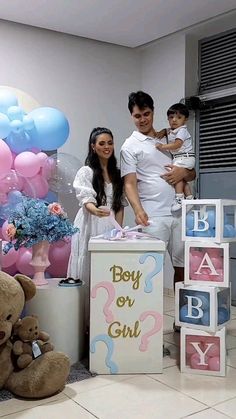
xmin=208 ymin=356 xmax=220 ymax=371
xmin=22 ymin=174 xmax=49 ymax=198
xmin=14 ymin=152 xmax=41 ymax=178
xmin=0 ymin=192 xmax=7 ymax=204
xmin=204 ymin=343 xmax=220 ymax=357
xmin=3 ymin=263 xmax=17 ymax=276
xmin=186 ymin=342 xmax=197 ymax=355
xmin=206 ymin=248 xmax=222 ymax=258
xmin=1 ymin=241 xmax=19 ymax=268
xmin=1 ymin=169 xmax=24 ymax=192
xmin=41 ymin=157 xmax=56 ymax=180
xmin=11 ymin=152 xmax=17 ymax=168
xmin=48 ymin=240 xmax=71 ymax=277
xmin=37 ymin=152 xmax=48 ymax=167
xmin=211 ymin=256 xmax=223 ymax=270
xmin=15 ymin=247 xmax=34 ymax=276
xmin=190 ymin=254 xmax=202 ymax=273
xmin=0 ymin=140 xmax=13 ymax=179
xmin=190 ymin=353 xmax=209 ymax=370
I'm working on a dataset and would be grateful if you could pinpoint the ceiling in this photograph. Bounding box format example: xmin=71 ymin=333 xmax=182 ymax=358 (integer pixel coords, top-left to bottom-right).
xmin=0 ymin=0 xmax=236 ymax=47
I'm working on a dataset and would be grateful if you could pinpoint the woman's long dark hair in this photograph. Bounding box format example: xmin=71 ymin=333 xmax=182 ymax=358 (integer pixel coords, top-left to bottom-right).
xmin=85 ymin=127 xmax=124 ymax=213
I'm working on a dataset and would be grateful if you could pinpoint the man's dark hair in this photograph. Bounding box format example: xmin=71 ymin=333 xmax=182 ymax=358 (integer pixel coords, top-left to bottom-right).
xmin=167 ymin=103 xmax=189 ymax=118
xmin=128 ymin=91 xmax=154 ymax=114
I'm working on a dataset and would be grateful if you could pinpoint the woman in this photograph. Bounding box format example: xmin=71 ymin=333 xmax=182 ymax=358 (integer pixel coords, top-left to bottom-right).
xmin=67 ymin=127 xmax=126 ymax=295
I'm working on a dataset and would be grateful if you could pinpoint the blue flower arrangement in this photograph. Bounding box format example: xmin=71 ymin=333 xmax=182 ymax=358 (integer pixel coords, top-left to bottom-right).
xmin=3 ymin=197 xmax=78 ymax=254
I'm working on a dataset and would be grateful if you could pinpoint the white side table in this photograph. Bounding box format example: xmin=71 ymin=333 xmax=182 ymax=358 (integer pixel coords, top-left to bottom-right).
xmin=26 ymin=278 xmax=85 ymax=364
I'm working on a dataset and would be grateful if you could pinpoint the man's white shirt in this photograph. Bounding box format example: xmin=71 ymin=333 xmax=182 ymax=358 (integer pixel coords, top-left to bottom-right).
xmin=120 ymin=131 xmax=175 ymax=217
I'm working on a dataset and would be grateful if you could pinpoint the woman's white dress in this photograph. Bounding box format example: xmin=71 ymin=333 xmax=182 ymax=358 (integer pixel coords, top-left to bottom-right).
xmin=67 ymin=166 xmax=118 ymax=287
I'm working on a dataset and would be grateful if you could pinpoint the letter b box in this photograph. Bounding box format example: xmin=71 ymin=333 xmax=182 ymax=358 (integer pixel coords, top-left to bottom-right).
xmin=175 ymin=282 xmax=230 ymax=333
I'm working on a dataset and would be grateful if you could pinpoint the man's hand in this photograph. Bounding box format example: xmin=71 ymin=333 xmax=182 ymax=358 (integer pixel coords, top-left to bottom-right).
xmin=135 ymin=209 xmax=149 ymax=226
xmin=161 ymin=164 xmax=188 ymax=186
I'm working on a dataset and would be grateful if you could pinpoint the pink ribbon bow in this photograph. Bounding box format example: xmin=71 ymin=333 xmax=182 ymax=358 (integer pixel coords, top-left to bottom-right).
xmin=94 ymin=207 xmax=159 ymax=241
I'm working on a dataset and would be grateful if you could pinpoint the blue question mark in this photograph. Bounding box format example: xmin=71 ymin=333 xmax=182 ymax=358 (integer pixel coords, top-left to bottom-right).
xmin=139 ymin=252 xmax=163 ymax=293
xmin=90 ymin=334 xmax=118 ymax=374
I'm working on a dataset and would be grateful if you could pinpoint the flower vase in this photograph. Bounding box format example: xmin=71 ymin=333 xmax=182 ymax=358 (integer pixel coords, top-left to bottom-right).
xmin=30 ymin=240 xmax=50 ymax=286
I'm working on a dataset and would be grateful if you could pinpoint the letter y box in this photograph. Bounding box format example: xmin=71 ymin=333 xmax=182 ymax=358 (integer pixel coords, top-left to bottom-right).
xmin=181 ymin=327 xmax=226 ymax=376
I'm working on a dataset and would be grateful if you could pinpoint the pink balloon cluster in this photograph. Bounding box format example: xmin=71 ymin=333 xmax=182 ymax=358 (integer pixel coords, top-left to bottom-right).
xmin=189 ymin=247 xmax=224 ymax=282
xmin=0 ymin=229 xmax=71 ymax=278
xmin=186 ymin=335 xmax=220 ymax=371
xmin=0 ymin=140 xmax=57 ymax=205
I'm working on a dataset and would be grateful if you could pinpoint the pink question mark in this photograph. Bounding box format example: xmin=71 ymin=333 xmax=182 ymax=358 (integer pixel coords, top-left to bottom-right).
xmin=139 ymin=310 xmax=163 ymax=352
xmin=91 ymin=281 xmax=116 ymax=323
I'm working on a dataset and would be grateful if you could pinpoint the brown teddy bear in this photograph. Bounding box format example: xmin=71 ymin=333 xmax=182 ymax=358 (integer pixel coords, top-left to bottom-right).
xmin=0 ymin=271 xmax=70 ymax=398
xmin=12 ymin=315 xmax=54 ymax=369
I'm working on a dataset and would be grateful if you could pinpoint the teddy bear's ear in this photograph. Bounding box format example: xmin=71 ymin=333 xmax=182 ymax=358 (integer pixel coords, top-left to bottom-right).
xmin=14 ymin=274 xmax=36 ymax=301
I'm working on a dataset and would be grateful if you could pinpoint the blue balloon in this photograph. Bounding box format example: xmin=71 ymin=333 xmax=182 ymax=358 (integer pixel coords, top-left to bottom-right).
xmin=23 ymin=115 xmax=35 ymax=131
xmin=0 ymin=89 xmax=18 ymax=114
xmin=43 ymin=190 xmax=58 ymax=204
xmin=7 ymin=106 xmax=24 ymax=121
xmin=194 ymin=293 xmax=209 ymax=310
xmin=194 ymin=229 xmax=214 ymax=238
xmin=200 ymin=309 xmax=210 ymax=326
xmin=10 ymin=119 xmax=24 ymax=134
xmin=207 ymin=209 xmax=216 ymax=229
xmin=179 ymin=304 xmax=200 ymax=324
xmin=29 ymin=107 xmax=70 ymax=151
xmin=223 ymin=224 xmax=236 ymax=238
xmin=0 ymin=113 xmax=11 ymax=138
xmin=218 ymin=307 xmax=230 ymax=324
xmin=4 ymin=131 xmax=33 ymax=153
xmin=186 ymin=213 xmax=194 ymax=230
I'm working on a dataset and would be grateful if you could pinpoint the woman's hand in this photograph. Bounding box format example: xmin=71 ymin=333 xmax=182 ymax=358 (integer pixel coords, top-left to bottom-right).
xmin=85 ymin=202 xmax=110 ymax=217
xmin=95 ymin=207 xmax=110 ymax=217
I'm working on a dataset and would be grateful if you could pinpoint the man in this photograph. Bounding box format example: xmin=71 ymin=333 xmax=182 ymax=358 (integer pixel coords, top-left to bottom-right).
xmin=120 ymin=91 xmax=195 ymax=333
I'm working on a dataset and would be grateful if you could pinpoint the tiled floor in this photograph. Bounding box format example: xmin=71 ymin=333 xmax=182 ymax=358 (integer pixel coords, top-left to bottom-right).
xmin=1 ymin=295 xmax=236 ymax=419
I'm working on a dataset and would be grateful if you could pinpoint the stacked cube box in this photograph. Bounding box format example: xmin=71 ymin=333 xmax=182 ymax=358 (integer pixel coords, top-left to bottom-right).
xmin=175 ymin=282 xmax=230 ymax=333
xmin=182 ymin=199 xmax=236 ymax=243
xmin=180 ymin=327 xmax=226 ymax=376
xmin=177 ymin=199 xmax=236 ymax=376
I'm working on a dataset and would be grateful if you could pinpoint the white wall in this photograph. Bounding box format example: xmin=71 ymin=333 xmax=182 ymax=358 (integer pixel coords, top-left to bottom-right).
xmin=0 ymin=20 xmax=140 ymax=219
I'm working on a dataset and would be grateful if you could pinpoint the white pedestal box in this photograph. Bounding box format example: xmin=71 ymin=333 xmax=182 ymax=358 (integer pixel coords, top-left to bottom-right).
xmin=175 ymin=282 xmax=230 ymax=333
xmin=182 ymin=199 xmax=236 ymax=243
xmin=180 ymin=327 xmax=226 ymax=376
xmin=184 ymin=242 xmax=229 ymax=287
xmin=26 ymin=278 xmax=85 ymax=364
xmin=88 ymin=238 xmax=165 ymax=374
